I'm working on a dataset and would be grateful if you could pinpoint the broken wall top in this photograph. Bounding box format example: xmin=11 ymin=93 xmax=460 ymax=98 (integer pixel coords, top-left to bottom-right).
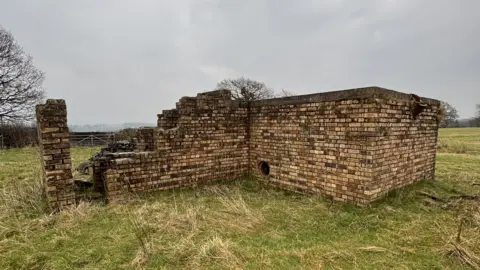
xmin=156 ymin=86 xmax=440 ymax=131
xmin=249 ymin=86 xmax=441 ymax=107
xmin=160 ymin=86 xmax=440 ymax=112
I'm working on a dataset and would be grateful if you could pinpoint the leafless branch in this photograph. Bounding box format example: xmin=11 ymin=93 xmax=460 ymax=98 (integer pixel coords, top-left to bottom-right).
xmin=276 ymin=88 xmax=295 ymax=98
xmin=0 ymin=26 xmax=45 ymax=123
xmin=216 ymin=77 xmax=275 ymax=101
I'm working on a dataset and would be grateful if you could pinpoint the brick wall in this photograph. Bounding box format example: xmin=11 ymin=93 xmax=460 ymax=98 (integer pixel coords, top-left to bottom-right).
xmin=369 ymin=97 xmax=439 ymax=201
xmin=91 ymin=86 xmax=440 ymax=205
xmin=157 ymin=109 xmax=179 ymax=129
xmin=136 ymin=127 xmax=156 ymax=151
xmin=248 ymin=88 xmax=440 ymax=204
xmin=249 ymin=98 xmax=377 ymax=204
xmin=36 ymin=99 xmax=75 ymax=211
xmin=95 ymin=90 xmax=250 ymax=202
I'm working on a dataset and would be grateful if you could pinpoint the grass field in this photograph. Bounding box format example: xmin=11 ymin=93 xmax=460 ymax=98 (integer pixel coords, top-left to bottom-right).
xmin=0 ymin=128 xmax=479 ymax=269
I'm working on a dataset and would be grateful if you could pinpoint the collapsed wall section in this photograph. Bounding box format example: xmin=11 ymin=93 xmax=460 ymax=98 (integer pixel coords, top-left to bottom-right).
xmin=97 ymin=90 xmax=249 ymax=201
xmin=157 ymin=109 xmax=179 ymax=129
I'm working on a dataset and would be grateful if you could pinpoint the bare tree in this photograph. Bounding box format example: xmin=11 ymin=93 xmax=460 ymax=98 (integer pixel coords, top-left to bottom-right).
xmin=216 ymin=77 xmax=275 ymax=101
xmin=439 ymin=101 xmax=459 ymax=128
xmin=474 ymin=104 xmax=480 ymax=127
xmin=276 ymin=89 xmax=295 ymax=98
xmin=0 ymin=26 xmax=45 ymax=123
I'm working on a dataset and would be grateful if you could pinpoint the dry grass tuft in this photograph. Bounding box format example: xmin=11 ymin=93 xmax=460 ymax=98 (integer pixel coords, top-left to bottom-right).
xmin=0 ymin=169 xmax=47 ymax=219
xmin=118 ymin=186 xmax=261 ymax=268
xmin=444 ymin=242 xmax=480 ymax=270
xmin=216 ymin=188 xmax=265 ymax=231
xmin=130 ymin=242 xmax=153 ymax=268
xmin=438 ymin=198 xmax=480 ymax=269
xmin=197 ymin=184 xmax=233 ymax=197
xmin=126 ymin=205 xmax=155 ymax=266
xmin=191 ymin=235 xmax=243 ymax=269
xmin=56 ymin=201 xmax=98 ymax=227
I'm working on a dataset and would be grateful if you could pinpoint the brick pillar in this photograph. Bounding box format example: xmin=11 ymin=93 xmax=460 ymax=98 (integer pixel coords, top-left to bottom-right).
xmin=36 ymin=99 xmax=75 ymax=211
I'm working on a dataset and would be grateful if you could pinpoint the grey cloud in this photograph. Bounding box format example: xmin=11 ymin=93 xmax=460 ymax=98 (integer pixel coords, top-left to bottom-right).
xmin=1 ymin=0 xmax=479 ymax=124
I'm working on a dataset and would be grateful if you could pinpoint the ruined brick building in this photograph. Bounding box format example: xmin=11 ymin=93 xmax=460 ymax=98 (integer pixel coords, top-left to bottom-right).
xmin=36 ymin=86 xmax=441 ymax=211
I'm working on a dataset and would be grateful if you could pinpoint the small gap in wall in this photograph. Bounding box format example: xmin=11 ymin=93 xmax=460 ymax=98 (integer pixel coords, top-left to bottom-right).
xmin=259 ymin=161 xmax=270 ymax=176
xmin=410 ymin=93 xmax=427 ymax=119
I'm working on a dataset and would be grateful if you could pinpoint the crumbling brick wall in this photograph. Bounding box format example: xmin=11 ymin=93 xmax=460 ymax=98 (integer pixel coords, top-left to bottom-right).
xmin=136 ymin=127 xmax=156 ymax=151
xmin=96 ymin=90 xmax=250 ymax=202
xmin=90 ymin=86 xmax=440 ymax=205
xmin=36 ymin=99 xmax=75 ymax=211
xmin=157 ymin=109 xmax=179 ymax=129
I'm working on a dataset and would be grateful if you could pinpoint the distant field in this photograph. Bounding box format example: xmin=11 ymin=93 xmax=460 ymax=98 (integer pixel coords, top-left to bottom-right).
xmin=0 ymin=128 xmax=479 ymax=269
xmin=438 ymin=128 xmax=480 ymax=155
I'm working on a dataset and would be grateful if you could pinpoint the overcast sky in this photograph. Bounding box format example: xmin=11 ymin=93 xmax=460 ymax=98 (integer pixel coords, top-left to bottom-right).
xmin=1 ymin=0 xmax=479 ymax=124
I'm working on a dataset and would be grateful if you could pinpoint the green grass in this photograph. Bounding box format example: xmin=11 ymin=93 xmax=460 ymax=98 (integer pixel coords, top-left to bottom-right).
xmin=438 ymin=128 xmax=480 ymax=155
xmin=0 ymin=129 xmax=479 ymax=269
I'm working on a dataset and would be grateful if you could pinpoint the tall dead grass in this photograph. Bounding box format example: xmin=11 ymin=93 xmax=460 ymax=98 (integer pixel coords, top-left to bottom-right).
xmin=0 ymin=168 xmax=47 ymax=220
xmin=441 ymin=199 xmax=480 ymax=269
xmin=124 ymin=184 xmax=262 ymax=268
xmin=191 ymin=235 xmax=242 ymax=269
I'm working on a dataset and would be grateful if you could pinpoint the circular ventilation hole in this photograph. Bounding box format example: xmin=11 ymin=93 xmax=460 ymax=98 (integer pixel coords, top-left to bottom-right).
xmin=258 ymin=161 xmax=270 ymax=176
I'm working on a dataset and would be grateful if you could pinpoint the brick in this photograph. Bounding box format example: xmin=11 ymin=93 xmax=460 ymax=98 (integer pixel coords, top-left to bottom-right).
xmin=42 ymin=127 xmax=60 ymax=133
